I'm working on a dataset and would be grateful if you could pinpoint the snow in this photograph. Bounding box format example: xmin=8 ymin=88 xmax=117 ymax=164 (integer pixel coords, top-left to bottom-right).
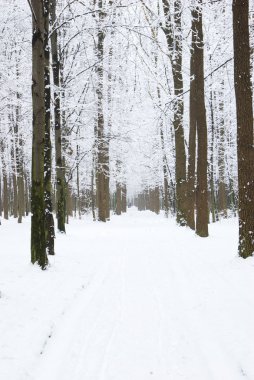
xmin=0 ymin=209 xmax=254 ymax=380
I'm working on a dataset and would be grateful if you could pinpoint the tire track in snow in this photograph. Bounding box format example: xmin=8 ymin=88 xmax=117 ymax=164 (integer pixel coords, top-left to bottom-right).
xmin=34 ymin=258 xmax=115 ymax=380
xmin=97 ymin=253 xmax=126 ymax=380
xmin=146 ymin=245 xmax=213 ymax=379
xmin=70 ymin=254 xmax=125 ymax=380
xmin=173 ymin=243 xmax=252 ymax=379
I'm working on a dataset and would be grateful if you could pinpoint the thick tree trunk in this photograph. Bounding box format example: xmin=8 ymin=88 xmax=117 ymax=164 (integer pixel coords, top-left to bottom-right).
xmin=44 ymin=0 xmax=55 ymax=256
xmin=31 ymin=0 xmax=47 ymax=269
xmin=162 ymin=0 xmax=187 ymax=226
xmin=233 ymin=0 xmax=254 ymax=258
xmin=193 ymin=5 xmax=209 ymax=237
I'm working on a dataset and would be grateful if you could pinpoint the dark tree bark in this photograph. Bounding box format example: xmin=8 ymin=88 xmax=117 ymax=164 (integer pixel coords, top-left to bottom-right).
xmin=162 ymin=0 xmax=188 ymax=226
xmin=191 ymin=4 xmax=209 ymax=237
xmin=31 ymin=0 xmax=47 ymax=269
xmin=44 ymin=0 xmax=55 ymax=255
xmin=3 ymin=173 xmax=8 ymax=220
xmin=233 ymin=0 xmax=254 ymax=258
xmin=50 ymin=0 xmax=66 ymax=233
xmin=116 ymin=182 xmax=122 ymax=216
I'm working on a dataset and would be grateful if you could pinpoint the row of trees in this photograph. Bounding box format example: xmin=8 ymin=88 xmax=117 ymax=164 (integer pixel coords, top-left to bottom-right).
xmin=0 ymin=0 xmax=253 ymax=267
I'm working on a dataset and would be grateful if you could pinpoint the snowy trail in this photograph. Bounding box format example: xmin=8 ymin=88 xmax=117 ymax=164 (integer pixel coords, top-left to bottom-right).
xmin=1 ymin=210 xmax=254 ymax=380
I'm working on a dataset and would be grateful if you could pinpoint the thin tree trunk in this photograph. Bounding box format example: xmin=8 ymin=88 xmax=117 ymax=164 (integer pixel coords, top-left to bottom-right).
xmin=209 ymin=84 xmax=218 ymax=223
xmin=10 ymin=130 xmax=18 ymax=219
xmin=91 ymin=165 xmax=96 ymax=221
xmin=116 ymin=182 xmax=122 ymax=215
xmin=14 ymin=66 xmax=25 ymax=224
xmin=217 ymin=83 xmax=228 ymax=218
xmin=186 ymin=16 xmax=197 ymax=230
xmin=24 ymin=170 xmax=30 ymax=216
xmin=3 ymin=173 xmax=8 ymax=220
xmin=121 ymin=184 xmax=127 ymax=213
xmin=50 ymin=0 xmax=66 ymax=233
xmin=76 ymin=142 xmax=81 ymax=219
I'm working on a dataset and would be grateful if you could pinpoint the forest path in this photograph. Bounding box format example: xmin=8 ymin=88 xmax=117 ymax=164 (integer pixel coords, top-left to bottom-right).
xmin=33 ymin=209 xmax=254 ymax=380
xmin=1 ymin=210 xmax=254 ymax=380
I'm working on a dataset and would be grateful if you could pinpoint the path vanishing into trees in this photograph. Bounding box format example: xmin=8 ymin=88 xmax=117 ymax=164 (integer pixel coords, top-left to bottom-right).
xmin=1 ymin=210 xmax=254 ymax=380
xmin=31 ymin=210 xmax=253 ymax=380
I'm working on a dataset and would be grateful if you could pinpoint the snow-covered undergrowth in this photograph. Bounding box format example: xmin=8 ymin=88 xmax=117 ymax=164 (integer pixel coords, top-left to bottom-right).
xmin=0 ymin=209 xmax=253 ymax=380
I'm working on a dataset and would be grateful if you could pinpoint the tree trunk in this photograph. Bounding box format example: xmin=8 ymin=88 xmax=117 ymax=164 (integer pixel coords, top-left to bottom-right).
xmin=44 ymin=0 xmax=55 ymax=256
xmin=10 ymin=130 xmax=18 ymax=219
xmin=76 ymin=142 xmax=81 ymax=219
xmin=14 ymin=68 xmax=25 ymax=224
xmin=154 ymin=186 xmax=160 ymax=215
xmin=31 ymin=0 xmax=47 ymax=269
xmin=3 ymin=173 xmax=8 ymax=220
xmin=186 ymin=15 xmax=197 ymax=230
xmin=116 ymin=183 xmax=122 ymax=215
xmin=209 ymin=84 xmax=218 ymax=223
xmin=24 ymin=170 xmax=30 ymax=216
xmin=162 ymin=0 xmax=187 ymax=226
xmin=233 ymin=0 xmax=254 ymax=258
xmin=193 ymin=4 xmax=209 ymax=237
xmin=121 ymin=184 xmax=127 ymax=213
xmin=96 ymin=0 xmax=108 ymax=222
xmin=217 ymin=83 xmax=227 ymax=218
xmin=50 ymin=0 xmax=66 ymax=233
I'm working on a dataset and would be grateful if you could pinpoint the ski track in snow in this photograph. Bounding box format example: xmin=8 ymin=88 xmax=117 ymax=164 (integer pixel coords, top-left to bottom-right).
xmin=1 ymin=209 xmax=254 ymax=380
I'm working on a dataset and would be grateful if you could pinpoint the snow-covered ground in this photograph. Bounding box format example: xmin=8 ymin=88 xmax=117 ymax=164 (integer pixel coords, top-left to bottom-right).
xmin=0 ymin=209 xmax=254 ymax=380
